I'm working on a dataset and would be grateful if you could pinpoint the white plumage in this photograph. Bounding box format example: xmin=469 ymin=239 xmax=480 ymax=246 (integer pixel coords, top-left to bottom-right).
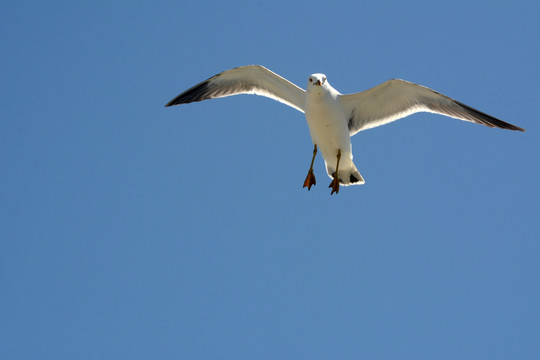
xmin=166 ymin=65 xmax=524 ymax=194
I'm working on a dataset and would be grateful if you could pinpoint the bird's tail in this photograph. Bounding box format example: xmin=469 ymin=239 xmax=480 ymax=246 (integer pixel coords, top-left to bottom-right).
xmin=326 ymin=163 xmax=365 ymax=186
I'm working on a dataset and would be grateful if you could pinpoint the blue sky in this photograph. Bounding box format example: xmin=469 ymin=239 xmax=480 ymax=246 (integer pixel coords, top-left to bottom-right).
xmin=2 ymin=1 xmax=539 ymax=359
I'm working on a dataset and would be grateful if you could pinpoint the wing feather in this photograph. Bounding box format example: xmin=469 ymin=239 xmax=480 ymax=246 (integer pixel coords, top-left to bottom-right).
xmin=165 ymin=65 xmax=306 ymax=113
xmin=340 ymin=79 xmax=525 ymax=135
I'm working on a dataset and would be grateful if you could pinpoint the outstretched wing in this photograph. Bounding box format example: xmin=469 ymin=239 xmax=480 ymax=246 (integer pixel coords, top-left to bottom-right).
xmin=165 ymin=65 xmax=306 ymax=113
xmin=340 ymin=79 xmax=525 ymax=135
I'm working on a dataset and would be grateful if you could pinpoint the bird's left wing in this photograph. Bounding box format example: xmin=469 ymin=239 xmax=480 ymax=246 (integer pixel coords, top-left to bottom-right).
xmin=340 ymin=79 xmax=525 ymax=135
xmin=165 ymin=65 xmax=306 ymax=113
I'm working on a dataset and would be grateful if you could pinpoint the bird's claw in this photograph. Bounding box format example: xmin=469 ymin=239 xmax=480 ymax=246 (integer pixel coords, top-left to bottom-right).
xmin=329 ymin=174 xmax=340 ymax=195
xmin=303 ymin=170 xmax=316 ymax=190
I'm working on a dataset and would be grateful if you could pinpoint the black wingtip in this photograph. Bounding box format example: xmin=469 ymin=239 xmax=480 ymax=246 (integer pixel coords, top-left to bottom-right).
xmin=164 ymin=98 xmax=180 ymax=107
xmin=513 ymin=124 xmax=526 ymax=132
xmin=454 ymin=100 xmax=526 ymax=132
xmin=486 ymin=118 xmax=526 ymax=132
xmin=165 ymin=72 xmax=222 ymax=109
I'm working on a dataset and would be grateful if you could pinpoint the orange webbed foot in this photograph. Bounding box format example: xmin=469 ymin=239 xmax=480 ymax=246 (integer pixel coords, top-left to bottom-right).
xmin=303 ymin=170 xmax=316 ymax=190
xmin=329 ymin=174 xmax=340 ymax=195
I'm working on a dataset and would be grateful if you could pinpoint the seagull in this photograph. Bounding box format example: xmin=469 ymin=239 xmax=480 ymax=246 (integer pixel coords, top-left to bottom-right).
xmin=165 ymin=65 xmax=525 ymax=194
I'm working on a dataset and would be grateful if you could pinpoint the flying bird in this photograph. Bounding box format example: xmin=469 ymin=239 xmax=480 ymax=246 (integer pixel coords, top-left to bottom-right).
xmin=165 ymin=65 xmax=525 ymax=194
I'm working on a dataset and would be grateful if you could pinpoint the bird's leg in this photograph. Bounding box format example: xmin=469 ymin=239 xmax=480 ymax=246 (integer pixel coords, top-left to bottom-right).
xmin=329 ymin=149 xmax=341 ymax=195
xmin=303 ymin=144 xmax=317 ymax=190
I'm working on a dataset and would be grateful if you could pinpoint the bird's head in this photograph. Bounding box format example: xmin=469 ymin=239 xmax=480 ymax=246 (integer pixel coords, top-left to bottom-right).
xmin=307 ymin=73 xmax=328 ymax=94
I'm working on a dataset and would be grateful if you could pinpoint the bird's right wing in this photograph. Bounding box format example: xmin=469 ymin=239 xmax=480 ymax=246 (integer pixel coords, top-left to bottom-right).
xmin=165 ymin=65 xmax=306 ymax=113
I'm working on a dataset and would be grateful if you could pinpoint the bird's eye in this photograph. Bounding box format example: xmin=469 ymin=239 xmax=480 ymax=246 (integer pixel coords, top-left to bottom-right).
xmin=309 ymin=78 xmax=313 ymax=82
xmin=323 ymin=77 xmax=327 ymax=82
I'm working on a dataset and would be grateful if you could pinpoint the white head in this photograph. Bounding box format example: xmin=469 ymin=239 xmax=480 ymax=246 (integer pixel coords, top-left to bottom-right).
xmin=307 ymin=73 xmax=329 ymax=95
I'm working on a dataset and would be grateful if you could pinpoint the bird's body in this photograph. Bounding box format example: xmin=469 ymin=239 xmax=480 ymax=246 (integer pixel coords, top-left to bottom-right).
xmin=304 ymin=74 xmax=363 ymax=187
xmin=166 ymin=65 xmax=524 ymax=194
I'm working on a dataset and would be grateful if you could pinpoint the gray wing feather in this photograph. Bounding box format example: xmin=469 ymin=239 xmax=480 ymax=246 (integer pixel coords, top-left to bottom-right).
xmin=340 ymin=79 xmax=525 ymax=135
xmin=165 ymin=65 xmax=306 ymax=113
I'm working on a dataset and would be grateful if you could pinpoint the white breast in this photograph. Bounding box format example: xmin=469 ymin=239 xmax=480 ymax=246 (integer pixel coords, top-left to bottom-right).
xmin=304 ymin=91 xmax=351 ymax=160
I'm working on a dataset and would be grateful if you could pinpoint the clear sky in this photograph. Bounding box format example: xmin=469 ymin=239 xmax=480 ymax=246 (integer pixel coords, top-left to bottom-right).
xmin=2 ymin=1 xmax=539 ymax=359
